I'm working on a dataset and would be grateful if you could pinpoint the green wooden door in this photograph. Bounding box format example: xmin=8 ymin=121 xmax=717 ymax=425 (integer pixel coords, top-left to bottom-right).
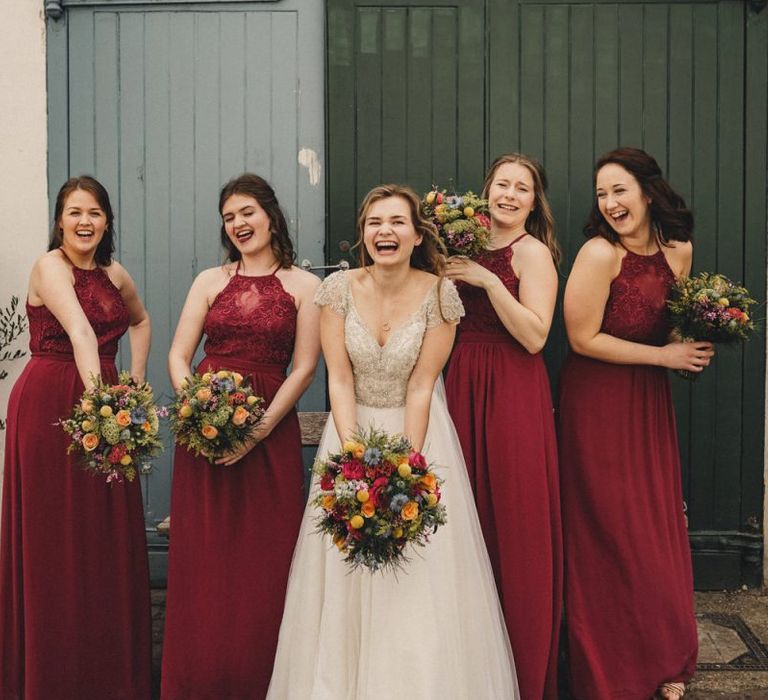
xmin=327 ymin=0 xmax=768 ymax=587
xmin=46 ymin=0 xmax=326 ymax=582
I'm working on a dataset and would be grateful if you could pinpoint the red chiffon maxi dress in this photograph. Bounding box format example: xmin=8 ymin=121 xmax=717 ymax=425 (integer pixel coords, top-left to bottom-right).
xmin=0 ymin=263 xmax=152 ymax=700
xmin=557 ymin=248 xmax=698 ymax=700
xmin=445 ymin=235 xmax=563 ymax=700
xmin=161 ymin=266 xmax=305 ymax=700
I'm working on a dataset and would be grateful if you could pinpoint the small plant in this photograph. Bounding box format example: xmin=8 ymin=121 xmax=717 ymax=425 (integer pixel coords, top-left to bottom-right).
xmin=0 ymin=296 xmax=27 ymax=430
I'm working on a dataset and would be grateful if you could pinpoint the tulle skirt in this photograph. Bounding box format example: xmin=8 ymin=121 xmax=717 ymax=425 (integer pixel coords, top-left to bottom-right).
xmin=267 ymin=379 xmax=519 ymax=700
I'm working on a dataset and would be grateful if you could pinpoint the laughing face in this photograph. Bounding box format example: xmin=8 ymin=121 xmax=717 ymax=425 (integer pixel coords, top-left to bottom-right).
xmin=362 ymin=195 xmax=422 ymax=267
xmin=595 ymin=163 xmax=652 ymax=240
xmin=58 ymin=189 xmax=108 ymax=259
xmin=487 ymin=162 xmax=536 ymax=233
xmin=221 ymin=193 xmax=273 ymax=256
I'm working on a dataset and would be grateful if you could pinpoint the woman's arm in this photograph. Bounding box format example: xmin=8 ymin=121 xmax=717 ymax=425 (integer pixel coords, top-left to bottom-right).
xmin=167 ymin=270 xmax=216 ymax=391
xmin=216 ymin=272 xmax=322 ymax=466
xmin=31 ymin=255 xmax=102 ymax=388
xmin=445 ymin=240 xmax=557 ymax=353
xmin=564 ymin=239 xmax=713 ymax=371
xmin=404 ymin=320 xmax=457 ymax=452
xmin=110 ymin=262 xmax=151 ymax=383
xmin=322 ymin=303 xmax=358 ymax=445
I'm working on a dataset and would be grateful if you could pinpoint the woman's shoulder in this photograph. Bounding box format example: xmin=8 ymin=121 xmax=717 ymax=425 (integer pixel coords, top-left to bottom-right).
xmin=281 ymin=265 xmax=321 ymax=290
xmin=314 ymin=269 xmax=350 ymax=313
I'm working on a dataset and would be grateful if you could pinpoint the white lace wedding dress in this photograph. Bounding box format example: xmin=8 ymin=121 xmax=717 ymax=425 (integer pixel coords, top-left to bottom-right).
xmin=267 ymin=271 xmax=519 ymax=699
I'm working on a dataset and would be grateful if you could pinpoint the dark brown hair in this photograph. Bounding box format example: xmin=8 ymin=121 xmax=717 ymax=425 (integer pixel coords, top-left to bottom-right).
xmin=482 ymin=153 xmax=562 ymax=266
xmin=585 ymin=147 xmax=694 ymax=244
xmin=218 ymin=173 xmax=295 ymax=269
xmin=48 ymin=176 xmax=115 ymax=266
xmin=355 ymin=184 xmax=447 ymax=275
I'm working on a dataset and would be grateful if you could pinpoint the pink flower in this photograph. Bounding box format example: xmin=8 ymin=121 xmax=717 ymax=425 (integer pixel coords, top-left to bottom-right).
xmin=370 ymin=476 xmax=389 ymax=507
xmin=108 ymin=444 xmax=127 ymax=464
xmin=342 ymin=459 xmax=365 ymax=480
xmin=320 ymin=473 xmax=335 ymax=491
xmin=408 ymin=451 xmax=427 ymax=471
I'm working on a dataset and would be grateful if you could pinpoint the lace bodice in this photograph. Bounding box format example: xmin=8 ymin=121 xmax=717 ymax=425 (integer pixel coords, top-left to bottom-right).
xmin=600 ymin=249 xmax=675 ymax=345
xmin=27 ymin=265 xmax=129 ymax=357
xmin=315 ymin=271 xmax=464 ymax=408
xmin=455 ymin=242 xmax=520 ymax=337
xmin=203 ymin=269 xmax=297 ymax=367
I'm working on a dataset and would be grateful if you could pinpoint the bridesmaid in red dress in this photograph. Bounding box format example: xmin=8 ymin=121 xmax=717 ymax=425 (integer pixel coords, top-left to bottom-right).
xmin=161 ymin=173 xmax=320 ymax=699
xmin=558 ymin=148 xmax=713 ymax=700
xmin=0 ymin=176 xmax=152 ymax=699
xmin=445 ymin=153 xmax=563 ymax=700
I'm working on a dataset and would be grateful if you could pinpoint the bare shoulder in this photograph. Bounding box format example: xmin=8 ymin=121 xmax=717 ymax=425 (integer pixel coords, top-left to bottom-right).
xmin=34 ymin=249 xmax=70 ymax=275
xmin=281 ymin=265 xmax=321 ymax=291
xmin=514 ymin=235 xmax=555 ymax=265
xmin=576 ymin=236 xmax=622 ymax=268
xmin=101 ymin=259 xmax=131 ymax=289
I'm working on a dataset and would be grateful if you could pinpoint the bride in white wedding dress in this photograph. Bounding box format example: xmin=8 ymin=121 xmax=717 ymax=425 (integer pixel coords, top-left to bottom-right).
xmin=267 ymin=185 xmax=519 ymax=699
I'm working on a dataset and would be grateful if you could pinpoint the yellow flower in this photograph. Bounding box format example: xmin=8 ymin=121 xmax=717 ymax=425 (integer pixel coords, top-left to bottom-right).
xmin=349 ymin=515 xmax=365 ymax=529
xmin=120 ymin=454 xmax=133 ymax=466
xmin=81 ymin=419 xmax=93 ymax=432
xmin=718 ymin=297 xmax=730 ymax=307
xmin=393 ymin=527 xmax=404 ymax=538
xmin=361 ymin=501 xmax=376 ymax=518
xmin=201 ymin=425 xmax=219 ymax=440
xmin=246 ymin=395 xmax=259 ymax=406
xmin=321 ymin=494 xmax=336 ymax=511
xmin=356 ymin=490 xmax=370 ymax=503
xmin=231 ymin=406 xmax=249 ymax=426
xmin=342 ymin=440 xmax=360 ymax=455
xmin=397 ymin=462 xmax=412 ymax=478
xmin=82 ymin=433 xmax=99 ymax=451
xmin=115 ymin=410 xmax=132 ymax=427
xmin=196 ymin=387 xmax=212 ymax=402
xmin=201 ymin=372 xmax=213 ymax=383
xmin=232 ymin=372 xmax=244 ymax=387
xmin=178 ymin=404 xmax=193 ymax=418
xmin=216 ymin=370 xmax=230 ymax=380
xmin=81 ymin=399 xmax=94 ymax=413
xmin=99 ymin=405 xmax=113 ymax=418
xmin=401 ymin=501 xmax=419 ymax=521
xmin=426 ymin=493 xmax=438 ymax=507
xmin=463 ymin=206 xmax=475 ymax=217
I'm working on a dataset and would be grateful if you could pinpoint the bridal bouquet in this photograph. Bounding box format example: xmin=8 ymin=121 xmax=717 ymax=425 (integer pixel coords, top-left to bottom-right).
xmin=421 ymin=188 xmax=491 ymax=258
xmin=313 ymin=427 xmax=447 ymax=572
xmin=667 ymin=272 xmax=757 ymax=380
xmin=169 ymin=370 xmax=265 ymax=461
xmin=61 ymin=372 xmax=164 ymax=484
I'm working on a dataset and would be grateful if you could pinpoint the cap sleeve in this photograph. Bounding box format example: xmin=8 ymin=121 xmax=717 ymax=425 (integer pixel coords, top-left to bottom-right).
xmin=313 ymin=270 xmax=349 ymax=317
xmin=426 ymin=278 xmax=465 ymax=328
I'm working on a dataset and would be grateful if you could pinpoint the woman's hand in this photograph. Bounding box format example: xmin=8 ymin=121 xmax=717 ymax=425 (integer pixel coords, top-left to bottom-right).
xmin=445 ymin=257 xmax=498 ymax=289
xmin=214 ymin=423 xmax=271 ymax=466
xmin=658 ymin=340 xmax=715 ymax=372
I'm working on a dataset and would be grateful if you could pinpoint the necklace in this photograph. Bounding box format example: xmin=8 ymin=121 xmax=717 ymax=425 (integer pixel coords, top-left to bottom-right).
xmin=381 ymin=322 xmax=391 ymax=332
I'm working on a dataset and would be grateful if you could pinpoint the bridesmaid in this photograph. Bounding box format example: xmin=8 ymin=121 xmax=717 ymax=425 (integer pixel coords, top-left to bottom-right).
xmin=161 ymin=173 xmax=320 ymax=699
xmin=0 ymin=176 xmax=152 ymax=699
xmin=445 ymin=153 xmax=562 ymax=700
xmin=558 ymin=147 xmax=712 ymax=700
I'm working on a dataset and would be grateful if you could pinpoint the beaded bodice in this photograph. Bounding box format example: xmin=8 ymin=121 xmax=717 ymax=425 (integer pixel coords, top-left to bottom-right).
xmin=203 ymin=270 xmax=297 ymax=367
xmin=27 ymin=266 xmax=129 ymax=357
xmin=315 ymin=271 xmax=464 ymax=408
xmin=601 ymin=249 xmax=675 ymax=346
xmin=456 ymin=243 xmax=520 ymax=337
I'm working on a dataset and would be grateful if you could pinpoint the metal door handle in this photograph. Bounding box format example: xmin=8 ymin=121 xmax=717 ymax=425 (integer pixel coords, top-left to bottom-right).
xmin=300 ymin=259 xmax=351 ymax=272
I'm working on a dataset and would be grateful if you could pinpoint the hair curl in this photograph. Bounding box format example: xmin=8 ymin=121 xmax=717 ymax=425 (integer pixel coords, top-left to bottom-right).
xmin=49 ymin=176 xmax=115 ymax=266
xmin=585 ymin=147 xmax=693 ymax=244
xmin=218 ymin=173 xmax=295 ymax=269
xmin=482 ymin=153 xmax=561 ymax=266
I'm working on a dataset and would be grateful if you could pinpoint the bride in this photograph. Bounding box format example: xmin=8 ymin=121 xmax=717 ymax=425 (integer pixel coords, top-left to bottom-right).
xmin=267 ymin=185 xmax=519 ymax=699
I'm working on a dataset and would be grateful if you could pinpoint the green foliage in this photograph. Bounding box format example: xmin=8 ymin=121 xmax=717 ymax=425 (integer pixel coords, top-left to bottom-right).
xmin=0 ymin=296 xmax=27 ymax=430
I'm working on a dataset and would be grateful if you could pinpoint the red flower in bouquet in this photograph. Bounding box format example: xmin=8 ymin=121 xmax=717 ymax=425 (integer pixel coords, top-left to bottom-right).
xmin=342 ymin=459 xmax=365 ymax=480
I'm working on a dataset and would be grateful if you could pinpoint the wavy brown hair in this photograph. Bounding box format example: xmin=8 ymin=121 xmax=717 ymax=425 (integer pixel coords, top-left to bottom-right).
xmin=482 ymin=153 xmax=561 ymax=266
xmin=585 ymin=147 xmax=693 ymax=244
xmin=48 ymin=176 xmax=115 ymax=266
xmin=218 ymin=173 xmax=295 ymax=268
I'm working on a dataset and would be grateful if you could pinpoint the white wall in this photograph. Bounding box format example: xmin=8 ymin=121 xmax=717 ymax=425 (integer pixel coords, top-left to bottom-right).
xmin=0 ymin=2 xmax=49 ymax=469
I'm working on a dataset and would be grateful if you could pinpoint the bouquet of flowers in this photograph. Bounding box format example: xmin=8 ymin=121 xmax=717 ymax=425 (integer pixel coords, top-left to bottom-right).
xmin=169 ymin=370 xmax=265 ymax=461
xmin=667 ymin=272 xmax=757 ymax=380
xmin=60 ymin=372 xmax=164 ymax=484
xmin=422 ymin=188 xmax=491 ymax=258
xmin=313 ymin=427 xmax=447 ymax=572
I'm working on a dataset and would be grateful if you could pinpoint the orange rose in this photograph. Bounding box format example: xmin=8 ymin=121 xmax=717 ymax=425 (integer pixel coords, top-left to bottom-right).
xmin=321 ymin=494 xmax=336 ymax=511
xmin=115 ymin=410 xmax=132 ymax=427
xmin=231 ymin=406 xmax=249 ymax=427
xmin=419 ymin=473 xmax=437 ymax=493
xmin=82 ymin=433 xmax=100 ymax=451
xmin=142 ymin=421 xmax=152 ymax=432
xmin=196 ymin=387 xmax=212 ymax=402
xmin=80 ymin=399 xmax=94 ymax=413
xmin=361 ymin=501 xmax=376 ymax=518
xmin=201 ymin=425 xmax=218 ymax=440
xmin=353 ymin=445 xmax=365 ymax=460
xmin=232 ymin=372 xmax=244 ymax=387
xmin=401 ymin=501 xmax=419 ymax=521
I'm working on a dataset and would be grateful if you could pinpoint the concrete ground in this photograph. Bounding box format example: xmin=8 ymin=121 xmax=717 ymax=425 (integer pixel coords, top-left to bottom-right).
xmin=150 ymin=588 xmax=768 ymax=699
